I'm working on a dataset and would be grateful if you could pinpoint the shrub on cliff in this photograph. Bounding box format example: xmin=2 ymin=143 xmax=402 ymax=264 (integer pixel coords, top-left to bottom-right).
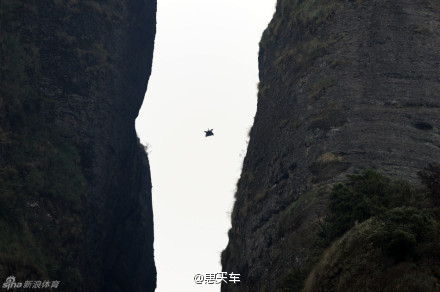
xmin=305 ymin=170 xmax=440 ymax=291
xmin=418 ymin=163 xmax=440 ymax=207
xmin=319 ymin=169 xmax=423 ymax=244
xmin=306 ymin=207 xmax=440 ymax=291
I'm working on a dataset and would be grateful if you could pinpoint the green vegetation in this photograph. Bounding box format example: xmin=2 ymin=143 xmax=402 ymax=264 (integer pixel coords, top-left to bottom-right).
xmin=254 ymin=188 xmax=269 ymax=203
xmin=77 ymin=42 xmax=113 ymax=77
xmin=418 ymin=163 xmax=440 ymax=207
xmin=260 ymin=0 xmax=343 ymax=77
xmin=280 ymin=0 xmax=343 ymax=27
xmin=309 ymin=102 xmax=346 ymax=131
xmin=273 ymin=36 xmax=337 ymax=75
xmin=306 ymin=206 xmax=440 ymax=291
xmin=412 ymin=26 xmax=431 ymax=36
xmin=319 ymin=169 xmax=426 ymax=244
xmin=279 ymin=119 xmax=290 ymax=129
xmin=257 ymin=82 xmax=270 ymax=99
xmin=279 ymin=168 xmax=440 ymax=291
xmin=426 ymin=0 xmax=440 ymax=9
xmin=329 ymin=58 xmax=352 ymax=69
xmin=281 ymin=269 xmax=310 ymax=292
xmin=277 ymin=187 xmax=327 ymax=238
xmin=371 ymin=207 xmax=438 ymax=261
xmin=307 ymin=77 xmax=336 ymax=103
xmin=54 ymin=0 xmax=126 ymax=21
xmin=83 ymin=0 xmax=126 ymax=22
xmin=1 ymin=2 xmax=87 ymax=288
xmin=309 ymin=152 xmax=348 ymax=183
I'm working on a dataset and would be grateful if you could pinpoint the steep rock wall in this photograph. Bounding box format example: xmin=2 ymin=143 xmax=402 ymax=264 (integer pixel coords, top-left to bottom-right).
xmin=222 ymin=0 xmax=440 ymax=291
xmin=0 ymin=0 xmax=156 ymax=291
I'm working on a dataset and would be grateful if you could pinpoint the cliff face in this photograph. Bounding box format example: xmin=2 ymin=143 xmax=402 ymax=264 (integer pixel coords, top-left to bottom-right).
xmin=0 ymin=1 xmax=156 ymax=291
xmin=222 ymin=0 xmax=440 ymax=291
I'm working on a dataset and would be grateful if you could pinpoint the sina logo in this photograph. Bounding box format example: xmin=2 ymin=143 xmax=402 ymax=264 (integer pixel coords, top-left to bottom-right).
xmin=2 ymin=275 xmax=23 ymax=290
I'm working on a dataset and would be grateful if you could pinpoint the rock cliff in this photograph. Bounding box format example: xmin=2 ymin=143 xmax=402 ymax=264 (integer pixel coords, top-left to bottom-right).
xmin=222 ymin=0 xmax=440 ymax=291
xmin=0 ymin=0 xmax=156 ymax=291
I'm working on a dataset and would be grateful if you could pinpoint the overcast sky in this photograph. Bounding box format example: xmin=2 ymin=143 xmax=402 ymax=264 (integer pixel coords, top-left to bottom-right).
xmin=136 ymin=1 xmax=275 ymax=291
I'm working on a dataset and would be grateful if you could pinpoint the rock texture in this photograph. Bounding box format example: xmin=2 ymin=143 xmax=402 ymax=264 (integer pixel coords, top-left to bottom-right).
xmin=222 ymin=0 xmax=440 ymax=291
xmin=0 ymin=0 xmax=156 ymax=291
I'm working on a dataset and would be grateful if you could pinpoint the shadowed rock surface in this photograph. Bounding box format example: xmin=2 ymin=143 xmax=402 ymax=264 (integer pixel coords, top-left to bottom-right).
xmin=0 ymin=0 xmax=156 ymax=291
xmin=222 ymin=0 xmax=440 ymax=291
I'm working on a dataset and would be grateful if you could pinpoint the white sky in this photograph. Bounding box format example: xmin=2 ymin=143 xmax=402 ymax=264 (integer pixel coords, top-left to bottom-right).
xmin=135 ymin=1 xmax=275 ymax=291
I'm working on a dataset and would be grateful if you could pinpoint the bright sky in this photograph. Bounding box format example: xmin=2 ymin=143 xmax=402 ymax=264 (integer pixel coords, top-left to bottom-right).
xmin=135 ymin=1 xmax=275 ymax=291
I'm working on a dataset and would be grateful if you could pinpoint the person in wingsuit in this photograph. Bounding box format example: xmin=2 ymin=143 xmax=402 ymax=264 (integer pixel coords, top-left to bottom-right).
xmin=204 ymin=129 xmax=214 ymax=137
